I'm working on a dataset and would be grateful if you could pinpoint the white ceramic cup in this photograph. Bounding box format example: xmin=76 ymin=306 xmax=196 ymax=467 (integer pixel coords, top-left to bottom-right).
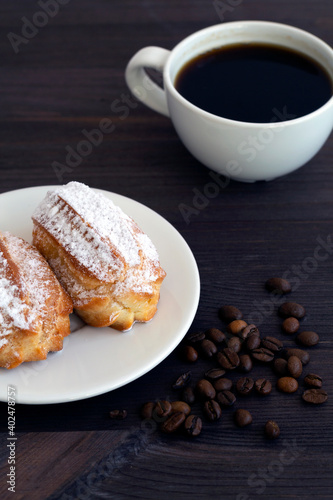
xmin=125 ymin=21 xmax=333 ymax=182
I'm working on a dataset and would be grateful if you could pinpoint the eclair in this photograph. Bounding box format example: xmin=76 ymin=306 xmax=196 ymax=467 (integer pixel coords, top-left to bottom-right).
xmin=0 ymin=231 xmax=73 ymax=369
xmin=32 ymin=182 xmax=166 ymax=331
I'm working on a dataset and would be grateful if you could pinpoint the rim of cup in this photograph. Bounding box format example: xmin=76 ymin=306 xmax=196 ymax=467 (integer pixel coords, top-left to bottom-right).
xmin=164 ymin=20 xmax=333 ymax=128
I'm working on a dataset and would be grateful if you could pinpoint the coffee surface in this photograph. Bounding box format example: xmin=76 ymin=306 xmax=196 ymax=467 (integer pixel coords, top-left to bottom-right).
xmin=175 ymin=43 xmax=332 ymax=123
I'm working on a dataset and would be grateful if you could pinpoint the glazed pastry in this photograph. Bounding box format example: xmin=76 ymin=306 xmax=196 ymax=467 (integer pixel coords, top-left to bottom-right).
xmin=32 ymin=182 xmax=166 ymax=331
xmin=0 ymin=231 xmax=73 ymax=369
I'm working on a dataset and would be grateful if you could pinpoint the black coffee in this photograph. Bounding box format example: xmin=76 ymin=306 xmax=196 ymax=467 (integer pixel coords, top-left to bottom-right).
xmin=175 ymin=43 xmax=332 ymax=123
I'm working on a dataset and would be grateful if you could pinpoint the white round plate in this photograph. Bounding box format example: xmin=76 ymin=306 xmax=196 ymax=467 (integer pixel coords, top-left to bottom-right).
xmin=0 ymin=186 xmax=200 ymax=404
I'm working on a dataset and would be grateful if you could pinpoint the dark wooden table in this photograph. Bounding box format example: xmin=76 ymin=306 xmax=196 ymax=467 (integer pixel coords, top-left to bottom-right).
xmin=0 ymin=1 xmax=332 ymax=499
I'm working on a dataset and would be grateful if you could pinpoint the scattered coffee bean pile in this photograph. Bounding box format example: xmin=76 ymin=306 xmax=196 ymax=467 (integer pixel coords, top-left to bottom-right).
xmin=110 ymin=277 xmax=328 ymax=438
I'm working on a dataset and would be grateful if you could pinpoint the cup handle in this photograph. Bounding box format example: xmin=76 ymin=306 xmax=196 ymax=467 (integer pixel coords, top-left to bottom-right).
xmin=125 ymin=47 xmax=171 ymax=117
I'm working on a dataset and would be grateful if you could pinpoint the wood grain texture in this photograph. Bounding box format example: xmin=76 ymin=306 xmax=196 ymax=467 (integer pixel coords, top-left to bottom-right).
xmin=0 ymin=0 xmax=332 ymax=499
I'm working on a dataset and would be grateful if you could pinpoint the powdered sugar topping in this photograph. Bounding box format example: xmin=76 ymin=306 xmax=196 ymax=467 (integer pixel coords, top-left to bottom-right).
xmin=33 ymin=182 xmax=141 ymax=282
xmin=0 ymin=232 xmax=55 ymax=339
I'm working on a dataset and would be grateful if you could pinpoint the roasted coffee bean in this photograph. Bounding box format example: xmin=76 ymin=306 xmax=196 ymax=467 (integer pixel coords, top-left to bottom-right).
xmin=277 ymin=376 xmax=298 ymax=393
xmin=204 ymin=368 xmax=226 ymax=381
xmin=227 ymin=336 xmax=242 ymax=353
xmin=186 ymin=331 xmax=205 ymax=343
xmin=181 ymin=386 xmax=196 ymax=405
xmin=278 ymin=301 xmax=306 ymax=319
xmin=234 ymin=409 xmax=252 ymax=427
xmin=287 ymin=355 xmax=303 ymax=378
xmin=264 ymin=420 xmax=280 ymax=439
xmin=161 ymin=411 xmax=186 ymax=433
xmin=245 ymin=333 xmax=261 ymax=351
xmin=109 ymin=409 xmax=127 ymax=420
xmin=216 ymin=390 xmax=236 ymax=407
xmin=141 ymin=402 xmax=155 ymax=419
xmin=171 ymin=401 xmax=191 ymax=416
xmin=273 ymin=358 xmax=288 ymax=376
xmin=213 ymin=377 xmax=233 ymax=392
xmin=302 ymin=388 xmax=328 ymax=404
xmin=296 ymin=330 xmax=319 ymax=347
xmin=265 ymin=277 xmax=291 ymax=294
xmin=282 ymin=317 xmax=300 ymax=334
xmin=217 ymin=348 xmax=240 ymax=370
xmin=251 ymin=347 xmax=274 ymax=363
xmin=183 ymin=345 xmax=198 ymax=363
xmin=261 ymin=336 xmax=283 ymax=352
xmin=285 ymin=348 xmax=310 ymax=366
xmin=238 ymin=354 xmax=253 ymax=372
xmin=255 ymin=378 xmax=272 ymax=396
xmin=200 ymin=339 xmax=218 ymax=358
xmin=196 ymin=379 xmax=216 ymax=399
xmin=184 ymin=415 xmax=202 ymax=436
xmin=172 ymin=371 xmax=191 ymax=389
xmin=218 ymin=305 xmax=243 ymax=323
xmin=239 ymin=324 xmax=259 ymax=340
xmin=203 ymin=399 xmax=222 ymax=421
xmin=205 ymin=327 xmax=226 ymax=344
xmin=304 ymin=373 xmax=323 ymax=389
xmin=227 ymin=319 xmax=248 ymax=335
xmin=153 ymin=400 xmax=172 ymax=419
xmin=236 ymin=377 xmax=254 ymax=396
